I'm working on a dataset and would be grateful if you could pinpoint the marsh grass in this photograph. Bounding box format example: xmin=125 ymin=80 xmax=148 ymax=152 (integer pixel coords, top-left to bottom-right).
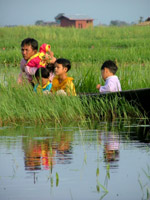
xmin=0 ymin=74 xmax=144 ymax=125
xmin=69 ymin=62 xmax=150 ymax=93
xmin=0 ymin=26 xmax=150 ymax=64
xmin=0 ymin=25 xmax=150 ymax=124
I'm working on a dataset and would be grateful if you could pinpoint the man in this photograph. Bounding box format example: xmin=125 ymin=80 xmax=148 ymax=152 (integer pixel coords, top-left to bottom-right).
xmin=18 ymin=38 xmax=38 ymax=85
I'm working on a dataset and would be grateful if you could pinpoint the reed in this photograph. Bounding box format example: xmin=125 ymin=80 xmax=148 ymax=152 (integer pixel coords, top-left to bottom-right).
xmin=0 ymin=25 xmax=149 ymax=124
xmin=0 ymin=75 xmax=144 ymax=125
xmin=0 ymin=26 xmax=150 ymax=64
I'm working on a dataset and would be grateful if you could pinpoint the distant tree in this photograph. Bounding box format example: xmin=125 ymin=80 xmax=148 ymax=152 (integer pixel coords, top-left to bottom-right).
xmin=35 ymin=20 xmax=44 ymax=25
xmin=110 ymin=20 xmax=129 ymax=26
xmin=139 ymin=16 xmax=143 ymax=23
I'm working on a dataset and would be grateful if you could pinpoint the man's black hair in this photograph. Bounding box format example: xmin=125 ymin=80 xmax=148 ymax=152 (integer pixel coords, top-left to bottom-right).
xmin=55 ymin=58 xmax=71 ymax=72
xmin=35 ymin=67 xmax=49 ymax=79
xmin=101 ymin=60 xmax=118 ymax=74
xmin=21 ymin=38 xmax=38 ymax=50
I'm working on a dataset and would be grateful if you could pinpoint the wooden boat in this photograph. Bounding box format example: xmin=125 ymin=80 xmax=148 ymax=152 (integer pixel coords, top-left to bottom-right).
xmin=79 ymin=88 xmax=150 ymax=116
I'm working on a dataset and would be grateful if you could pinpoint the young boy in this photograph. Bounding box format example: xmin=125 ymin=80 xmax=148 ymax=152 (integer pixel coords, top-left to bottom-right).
xmin=51 ymin=58 xmax=76 ymax=96
xmin=34 ymin=67 xmax=52 ymax=94
xmin=96 ymin=60 xmax=121 ymax=93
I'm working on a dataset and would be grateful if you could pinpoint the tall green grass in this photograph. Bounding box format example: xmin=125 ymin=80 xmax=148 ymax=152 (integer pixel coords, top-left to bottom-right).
xmin=0 ymin=25 xmax=150 ymax=124
xmin=0 ymin=75 xmax=145 ymax=125
xmin=0 ymin=26 xmax=150 ymax=64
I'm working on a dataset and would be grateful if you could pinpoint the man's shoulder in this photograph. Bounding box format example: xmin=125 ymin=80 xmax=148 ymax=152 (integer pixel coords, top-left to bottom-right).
xmin=20 ymin=58 xmax=27 ymax=65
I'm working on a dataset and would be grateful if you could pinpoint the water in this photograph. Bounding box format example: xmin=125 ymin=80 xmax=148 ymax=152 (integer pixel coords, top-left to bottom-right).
xmin=0 ymin=121 xmax=150 ymax=200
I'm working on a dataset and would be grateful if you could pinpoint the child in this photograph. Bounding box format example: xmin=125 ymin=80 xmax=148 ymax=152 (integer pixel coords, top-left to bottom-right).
xmin=46 ymin=63 xmax=55 ymax=83
xmin=18 ymin=39 xmax=56 ymax=85
xmin=25 ymin=43 xmax=56 ymax=77
xmin=96 ymin=60 xmax=122 ymax=93
xmin=34 ymin=67 xmax=52 ymax=94
xmin=51 ymin=58 xmax=76 ymax=96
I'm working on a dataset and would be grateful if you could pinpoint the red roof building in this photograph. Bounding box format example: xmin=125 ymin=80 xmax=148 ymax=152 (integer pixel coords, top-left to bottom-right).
xmin=55 ymin=14 xmax=93 ymax=28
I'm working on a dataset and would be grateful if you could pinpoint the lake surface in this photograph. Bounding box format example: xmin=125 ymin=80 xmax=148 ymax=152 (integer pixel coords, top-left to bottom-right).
xmin=0 ymin=120 xmax=150 ymax=200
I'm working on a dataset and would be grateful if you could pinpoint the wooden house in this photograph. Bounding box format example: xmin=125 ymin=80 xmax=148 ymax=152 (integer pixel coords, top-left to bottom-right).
xmin=55 ymin=14 xmax=93 ymax=28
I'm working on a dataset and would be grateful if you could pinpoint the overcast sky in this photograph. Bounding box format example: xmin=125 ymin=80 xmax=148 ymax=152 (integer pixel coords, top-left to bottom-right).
xmin=0 ymin=0 xmax=149 ymax=26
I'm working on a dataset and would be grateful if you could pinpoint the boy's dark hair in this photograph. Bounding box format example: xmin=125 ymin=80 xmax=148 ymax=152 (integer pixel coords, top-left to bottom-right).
xmin=35 ymin=67 xmax=49 ymax=79
xmin=55 ymin=58 xmax=71 ymax=72
xmin=101 ymin=60 xmax=118 ymax=74
xmin=21 ymin=38 xmax=38 ymax=50
xmin=46 ymin=63 xmax=55 ymax=73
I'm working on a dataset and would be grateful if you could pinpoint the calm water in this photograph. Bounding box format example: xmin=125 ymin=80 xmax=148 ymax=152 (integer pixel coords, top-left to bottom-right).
xmin=0 ymin=121 xmax=150 ymax=200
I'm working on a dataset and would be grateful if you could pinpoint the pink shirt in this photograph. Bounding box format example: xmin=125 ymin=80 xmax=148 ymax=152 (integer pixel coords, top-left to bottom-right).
xmin=18 ymin=58 xmax=37 ymax=83
xmin=100 ymin=75 xmax=121 ymax=93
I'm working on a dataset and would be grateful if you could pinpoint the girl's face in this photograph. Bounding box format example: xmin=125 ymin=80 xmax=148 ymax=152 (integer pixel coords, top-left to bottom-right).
xmin=54 ymin=63 xmax=67 ymax=76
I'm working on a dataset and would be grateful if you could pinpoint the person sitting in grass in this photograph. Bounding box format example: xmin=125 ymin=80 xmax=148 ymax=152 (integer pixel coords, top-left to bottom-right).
xmin=18 ymin=38 xmax=56 ymax=86
xmin=26 ymin=43 xmax=56 ymax=70
xmin=96 ymin=60 xmax=122 ymax=93
xmin=18 ymin=38 xmax=38 ymax=85
xmin=34 ymin=67 xmax=53 ymax=94
xmin=51 ymin=58 xmax=76 ymax=96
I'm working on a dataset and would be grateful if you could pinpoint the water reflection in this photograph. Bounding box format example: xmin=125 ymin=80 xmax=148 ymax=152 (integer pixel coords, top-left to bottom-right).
xmin=103 ymin=133 xmax=120 ymax=164
xmin=23 ymin=133 xmax=73 ymax=171
xmin=0 ymin=121 xmax=150 ymax=200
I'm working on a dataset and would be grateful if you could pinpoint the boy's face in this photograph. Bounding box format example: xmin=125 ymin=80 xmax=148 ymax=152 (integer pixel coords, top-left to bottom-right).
xmin=101 ymin=68 xmax=111 ymax=81
xmin=54 ymin=63 xmax=67 ymax=76
xmin=101 ymin=68 xmax=108 ymax=81
xmin=21 ymin=44 xmax=37 ymax=61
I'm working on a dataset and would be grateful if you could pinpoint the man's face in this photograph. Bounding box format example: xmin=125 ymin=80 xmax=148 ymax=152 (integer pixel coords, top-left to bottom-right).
xmin=21 ymin=44 xmax=37 ymax=61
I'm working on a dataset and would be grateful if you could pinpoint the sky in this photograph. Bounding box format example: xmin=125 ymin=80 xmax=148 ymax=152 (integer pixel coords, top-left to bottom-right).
xmin=0 ymin=0 xmax=150 ymax=26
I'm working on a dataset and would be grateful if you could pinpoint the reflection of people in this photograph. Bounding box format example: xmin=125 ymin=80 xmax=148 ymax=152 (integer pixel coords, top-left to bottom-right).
xmin=96 ymin=60 xmax=122 ymax=93
xmin=103 ymin=133 xmax=120 ymax=163
xmin=24 ymin=139 xmax=56 ymax=171
xmin=57 ymin=135 xmax=72 ymax=164
xmin=52 ymin=58 xmax=76 ymax=96
xmin=24 ymin=142 xmax=42 ymax=171
xmin=23 ymin=132 xmax=72 ymax=171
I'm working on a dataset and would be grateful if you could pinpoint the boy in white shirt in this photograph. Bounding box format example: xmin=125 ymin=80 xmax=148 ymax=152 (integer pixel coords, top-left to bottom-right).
xmin=96 ymin=60 xmax=121 ymax=93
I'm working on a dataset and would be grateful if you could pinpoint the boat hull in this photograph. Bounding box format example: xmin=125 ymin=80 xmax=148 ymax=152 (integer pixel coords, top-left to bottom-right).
xmin=80 ymin=88 xmax=150 ymax=116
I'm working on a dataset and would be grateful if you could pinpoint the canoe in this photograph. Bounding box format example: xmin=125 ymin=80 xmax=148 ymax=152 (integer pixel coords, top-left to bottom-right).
xmin=79 ymin=88 xmax=150 ymax=116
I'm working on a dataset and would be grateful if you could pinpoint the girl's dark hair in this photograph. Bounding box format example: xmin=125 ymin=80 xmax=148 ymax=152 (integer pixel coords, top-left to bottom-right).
xmin=101 ymin=60 xmax=118 ymax=74
xmin=46 ymin=63 xmax=55 ymax=73
xmin=35 ymin=67 xmax=49 ymax=78
xmin=55 ymin=58 xmax=71 ymax=72
xmin=21 ymin=38 xmax=38 ymax=50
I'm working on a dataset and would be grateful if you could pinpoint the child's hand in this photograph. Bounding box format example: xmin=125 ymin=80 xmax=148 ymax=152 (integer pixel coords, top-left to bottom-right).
xmin=50 ymin=56 xmax=56 ymax=64
xmin=44 ymin=53 xmax=51 ymax=61
xmin=96 ymin=84 xmax=101 ymax=90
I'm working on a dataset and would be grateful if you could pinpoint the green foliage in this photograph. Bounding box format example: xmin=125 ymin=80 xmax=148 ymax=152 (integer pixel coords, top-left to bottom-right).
xmin=0 ymin=26 xmax=150 ymax=64
xmin=0 ymin=75 xmax=144 ymax=125
xmin=0 ymin=25 xmax=149 ymax=124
